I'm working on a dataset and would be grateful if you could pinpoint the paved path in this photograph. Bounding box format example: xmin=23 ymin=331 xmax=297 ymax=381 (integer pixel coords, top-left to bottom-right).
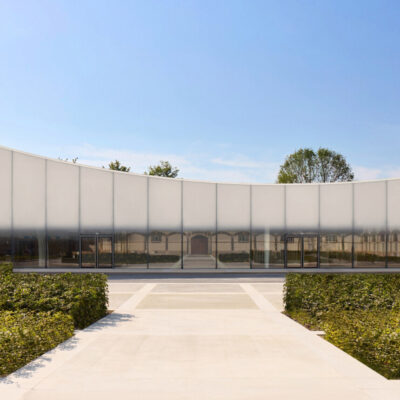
xmin=2 ymin=278 xmax=400 ymax=399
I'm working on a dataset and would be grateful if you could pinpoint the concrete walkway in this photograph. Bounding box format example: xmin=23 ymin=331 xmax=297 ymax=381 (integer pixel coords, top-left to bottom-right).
xmin=2 ymin=278 xmax=400 ymax=399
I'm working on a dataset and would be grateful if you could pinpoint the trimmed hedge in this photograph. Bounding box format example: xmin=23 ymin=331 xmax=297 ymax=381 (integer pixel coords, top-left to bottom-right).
xmin=323 ymin=310 xmax=400 ymax=379
xmin=0 ymin=273 xmax=108 ymax=329
xmin=284 ymin=273 xmax=400 ymax=328
xmin=0 ymin=311 xmax=74 ymax=377
xmin=0 ymin=262 xmax=13 ymax=274
xmin=284 ymin=273 xmax=400 ymax=379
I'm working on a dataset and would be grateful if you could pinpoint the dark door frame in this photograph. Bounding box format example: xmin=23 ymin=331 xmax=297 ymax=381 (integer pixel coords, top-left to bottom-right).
xmin=79 ymin=234 xmax=113 ymax=268
xmin=284 ymin=233 xmax=319 ymax=268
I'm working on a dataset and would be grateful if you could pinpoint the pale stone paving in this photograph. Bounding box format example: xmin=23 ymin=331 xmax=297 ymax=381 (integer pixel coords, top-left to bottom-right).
xmin=1 ymin=278 xmax=400 ymax=399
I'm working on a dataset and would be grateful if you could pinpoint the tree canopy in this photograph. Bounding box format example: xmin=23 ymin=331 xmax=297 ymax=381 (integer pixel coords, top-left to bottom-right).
xmin=277 ymin=148 xmax=354 ymax=183
xmin=145 ymin=161 xmax=179 ymax=178
xmin=106 ymin=160 xmax=131 ymax=172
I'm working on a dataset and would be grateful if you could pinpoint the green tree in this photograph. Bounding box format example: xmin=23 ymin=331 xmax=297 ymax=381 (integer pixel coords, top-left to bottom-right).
xmin=277 ymin=148 xmax=354 ymax=183
xmin=105 ymin=160 xmax=131 ymax=172
xmin=145 ymin=160 xmax=179 ymax=178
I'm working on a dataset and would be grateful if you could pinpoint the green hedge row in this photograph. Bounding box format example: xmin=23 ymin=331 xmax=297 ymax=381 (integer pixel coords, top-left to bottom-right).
xmin=284 ymin=273 xmax=400 ymax=326
xmin=284 ymin=273 xmax=400 ymax=379
xmin=323 ymin=310 xmax=400 ymax=379
xmin=0 ymin=272 xmax=108 ymax=329
xmin=0 ymin=311 xmax=74 ymax=377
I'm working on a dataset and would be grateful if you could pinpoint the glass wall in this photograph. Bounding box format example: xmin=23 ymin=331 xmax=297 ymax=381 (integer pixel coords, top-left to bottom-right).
xmin=13 ymin=153 xmax=46 ymax=267
xmin=48 ymin=232 xmax=79 ymax=267
xmin=114 ymin=173 xmax=148 ymax=267
xmin=388 ymin=232 xmax=400 ymax=267
xmin=217 ymin=184 xmax=250 ymax=268
xmin=183 ymin=181 xmax=216 ymax=269
xmin=319 ymin=232 xmax=352 ymax=267
xmin=114 ymin=232 xmax=147 ymax=268
xmin=0 ymin=148 xmax=11 ymax=262
xmin=388 ymin=180 xmax=400 ymax=267
xmin=354 ymin=182 xmax=386 ymax=267
xmin=251 ymin=185 xmax=284 ymax=268
xmin=6 ymin=147 xmax=400 ymax=271
xmin=148 ymin=178 xmax=181 ymax=268
xmin=252 ymin=232 xmax=284 ymax=268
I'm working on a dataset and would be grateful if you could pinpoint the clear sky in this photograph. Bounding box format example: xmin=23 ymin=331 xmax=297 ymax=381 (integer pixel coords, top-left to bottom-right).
xmin=0 ymin=0 xmax=399 ymax=183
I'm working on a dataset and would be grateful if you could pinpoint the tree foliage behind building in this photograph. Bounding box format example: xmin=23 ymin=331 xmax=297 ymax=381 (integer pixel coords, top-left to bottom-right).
xmin=277 ymin=148 xmax=354 ymax=183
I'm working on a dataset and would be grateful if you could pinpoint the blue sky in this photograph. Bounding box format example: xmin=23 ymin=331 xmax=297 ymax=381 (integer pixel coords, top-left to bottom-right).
xmin=0 ymin=0 xmax=399 ymax=182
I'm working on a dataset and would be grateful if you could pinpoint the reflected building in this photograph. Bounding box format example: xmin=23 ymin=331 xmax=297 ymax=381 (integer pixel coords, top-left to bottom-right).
xmin=1 ymin=146 xmax=400 ymax=270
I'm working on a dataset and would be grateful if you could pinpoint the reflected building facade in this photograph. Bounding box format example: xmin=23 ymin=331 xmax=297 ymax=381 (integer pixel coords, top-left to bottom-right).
xmin=1 ymin=146 xmax=400 ymax=270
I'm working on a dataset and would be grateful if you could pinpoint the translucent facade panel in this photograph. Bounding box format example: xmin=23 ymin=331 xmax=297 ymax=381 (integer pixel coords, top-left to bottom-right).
xmin=148 ymin=231 xmax=181 ymax=268
xmin=286 ymin=185 xmax=319 ymax=230
xmin=80 ymin=168 xmax=113 ymax=232
xmin=183 ymin=232 xmax=216 ymax=269
xmin=47 ymin=161 xmax=79 ymax=230
xmin=217 ymin=231 xmax=250 ymax=269
xmin=320 ymin=233 xmax=352 ymax=267
xmin=320 ymin=183 xmax=352 ymax=230
xmin=114 ymin=232 xmax=147 ymax=268
xmin=149 ymin=178 xmax=181 ymax=231
xmin=0 ymin=148 xmax=11 ymax=232
xmin=251 ymin=233 xmax=284 ymax=268
xmin=183 ymin=181 xmax=216 ymax=231
xmin=388 ymin=180 xmax=400 ymax=231
xmin=354 ymin=233 xmax=386 ymax=267
xmin=354 ymin=181 xmax=386 ymax=230
xmin=217 ymin=184 xmax=250 ymax=230
xmin=114 ymin=173 xmax=147 ymax=232
xmin=13 ymin=153 xmax=45 ymax=230
xmin=251 ymin=185 xmax=284 ymax=231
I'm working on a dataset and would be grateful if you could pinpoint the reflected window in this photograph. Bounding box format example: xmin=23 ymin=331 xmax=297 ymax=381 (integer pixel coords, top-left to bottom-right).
xmin=238 ymin=232 xmax=249 ymax=243
xmin=151 ymin=232 xmax=162 ymax=243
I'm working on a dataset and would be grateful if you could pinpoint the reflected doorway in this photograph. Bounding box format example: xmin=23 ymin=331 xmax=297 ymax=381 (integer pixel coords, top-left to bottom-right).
xmin=191 ymin=235 xmax=209 ymax=255
xmin=80 ymin=235 xmax=113 ymax=268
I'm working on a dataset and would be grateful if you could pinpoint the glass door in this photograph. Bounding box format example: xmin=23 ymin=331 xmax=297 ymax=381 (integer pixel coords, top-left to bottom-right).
xmin=80 ymin=235 xmax=113 ymax=268
xmin=81 ymin=236 xmax=96 ymax=268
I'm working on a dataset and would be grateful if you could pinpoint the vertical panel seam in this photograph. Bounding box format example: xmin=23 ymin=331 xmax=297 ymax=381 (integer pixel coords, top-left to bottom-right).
xmin=146 ymin=175 xmax=149 ymax=269
xmin=249 ymin=185 xmax=252 ymax=269
xmin=45 ymin=159 xmax=48 ymax=268
xmin=215 ymin=182 xmax=218 ymax=269
xmin=181 ymin=179 xmax=183 ymax=269
xmin=10 ymin=151 xmax=14 ymax=265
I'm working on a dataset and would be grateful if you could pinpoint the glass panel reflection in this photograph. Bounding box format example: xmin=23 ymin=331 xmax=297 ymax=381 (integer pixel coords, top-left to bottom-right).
xmin=388 ymin=231 xmax=400 ymax=267
xmin=48 ymin=233 xmax=79 ymax=268
xmin=148 ymin=231 xmax=181 ymax=268
xmin=354 ymin=232 xmax=386 ymax=267
xmin=320 ymin=233 xmax=352 ymax=267
xmin=98 ymin=236 xmax=112 ymax=267
xmin=114 ymin=232 xmax=147 ymax=268
xmin=80 ymin=236 xmax=96 ymax=268
xmin=286 ymin=236 xmax=302 ymax=267
xmin=251 ymin=233 xmax=284 ymax=268
xmin=303 ymin=236 xmax=318 ymax=268
xmin=217 ymin=231 xmax=250 ymax=269
xmin=14 ymin=232 xmax=46 ymax=267
xmin=183 ymin=232 xmax=216 ymax=269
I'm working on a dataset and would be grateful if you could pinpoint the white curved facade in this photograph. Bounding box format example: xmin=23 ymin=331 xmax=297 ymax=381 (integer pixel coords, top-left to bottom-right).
xmin=0 ymin=146 xmax=399 ymax=269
